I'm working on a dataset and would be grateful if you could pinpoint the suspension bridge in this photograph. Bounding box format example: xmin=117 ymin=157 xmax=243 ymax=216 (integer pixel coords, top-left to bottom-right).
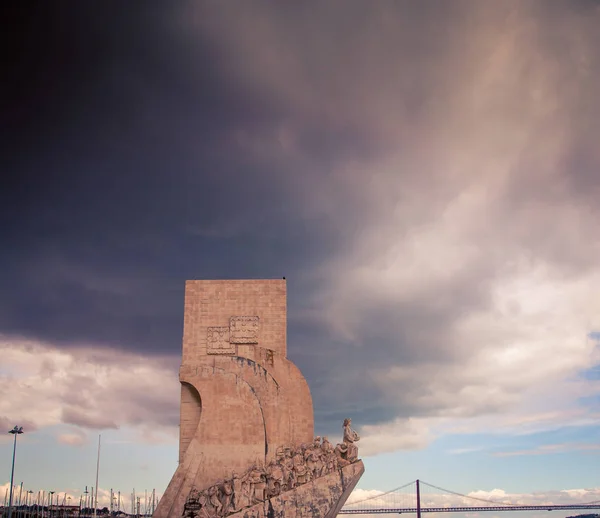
xmin=340 ymin=480 xmax=600 ymax=515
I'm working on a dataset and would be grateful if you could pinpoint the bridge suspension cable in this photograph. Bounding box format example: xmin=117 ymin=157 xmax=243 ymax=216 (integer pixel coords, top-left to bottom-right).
xmin=345 ymin=480 xmax=416 ymax=506
xmin=421 ymin=481 xmax=600 ymax=508
xmin=340 ymin=478 xmax=600 ymax=514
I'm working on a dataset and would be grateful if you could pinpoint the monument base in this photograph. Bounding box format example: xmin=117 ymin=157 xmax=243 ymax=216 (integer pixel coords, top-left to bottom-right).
xmin=229 ymin=460 xmax=364 ymax=518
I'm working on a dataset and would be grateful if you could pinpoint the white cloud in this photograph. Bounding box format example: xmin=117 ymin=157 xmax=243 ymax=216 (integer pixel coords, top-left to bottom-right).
xmin=0 ymin=337 xmax=180 ymax=443
xmin=349 ymin=262 xmax=600 ymax=454
xmin=359 ymin=418 xmax=434 ymax=456
xmin=56 ymin=429 xmax=88 ymax=447
xmin=347 ymin=488 xmax=386 ymax=505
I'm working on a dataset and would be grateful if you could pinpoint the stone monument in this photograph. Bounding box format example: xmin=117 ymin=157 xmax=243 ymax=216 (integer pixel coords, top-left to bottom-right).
xmin=154 ymin=279 xmax=364 ymax=518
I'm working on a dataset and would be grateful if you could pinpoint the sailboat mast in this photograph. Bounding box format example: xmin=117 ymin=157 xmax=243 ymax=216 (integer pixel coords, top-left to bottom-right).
xmin=94 ymin=435 xmax=101 ymax=518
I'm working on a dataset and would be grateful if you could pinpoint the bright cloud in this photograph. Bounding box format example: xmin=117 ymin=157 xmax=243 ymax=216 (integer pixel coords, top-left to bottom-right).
xmin=0 ymin=337 xmax=180 ymax=443
xmin=56 ymin=429 xmax=88 ymax=447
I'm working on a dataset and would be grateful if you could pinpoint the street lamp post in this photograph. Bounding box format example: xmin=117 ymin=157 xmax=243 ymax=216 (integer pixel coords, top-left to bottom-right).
xmin=7 ymin=426 xmax=24 ymax=518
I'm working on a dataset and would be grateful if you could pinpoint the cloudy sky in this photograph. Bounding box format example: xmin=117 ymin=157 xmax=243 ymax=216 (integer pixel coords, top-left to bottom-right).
xmin=2 ymin=0 xmax=600 ymax=514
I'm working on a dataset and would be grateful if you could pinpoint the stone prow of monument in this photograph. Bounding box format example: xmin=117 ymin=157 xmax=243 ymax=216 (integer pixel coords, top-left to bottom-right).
xmin=154 ymin=279 xmax=364 ymax=518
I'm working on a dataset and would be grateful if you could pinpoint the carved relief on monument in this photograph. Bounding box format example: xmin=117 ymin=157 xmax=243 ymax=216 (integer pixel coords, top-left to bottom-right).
xmin=266 ymin=450 xmax=285 ymax=498
xmin=305 ymin=436 xmax=324 ymax=479
xmin=181 ymin=421 xmax=361 ymax=518
xmin=206 ymin=327 xmax=235 ymax=355
xmin=229 ymin=316 xmax=259 ymax=344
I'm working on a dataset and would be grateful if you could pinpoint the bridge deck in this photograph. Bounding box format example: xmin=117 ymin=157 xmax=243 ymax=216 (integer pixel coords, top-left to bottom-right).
xmin=340 ymin=504 xmax=600 ymax=514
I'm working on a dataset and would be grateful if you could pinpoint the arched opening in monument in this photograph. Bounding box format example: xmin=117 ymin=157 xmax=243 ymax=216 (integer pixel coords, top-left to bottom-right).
xmin=179 ymin=381 xmax=202 ymax=462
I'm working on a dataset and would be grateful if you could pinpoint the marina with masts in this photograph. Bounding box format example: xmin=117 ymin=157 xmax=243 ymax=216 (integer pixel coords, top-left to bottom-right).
xmin=3 ymin=431 xmax=160 ymax=518
xmin=1 ymin=487 xmax=160 ymax=518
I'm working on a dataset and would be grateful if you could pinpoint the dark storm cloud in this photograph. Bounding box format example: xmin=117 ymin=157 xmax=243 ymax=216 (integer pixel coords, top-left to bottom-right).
xmin=1 ymin=2 xmax=342 ymax=354
xmin=3 ymin=0 xmax=600 ymax=445
xmin=189 ymin=0 xmax=600 ymax=439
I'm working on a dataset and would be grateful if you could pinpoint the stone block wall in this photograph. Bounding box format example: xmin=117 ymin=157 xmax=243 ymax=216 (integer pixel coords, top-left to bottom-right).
xmin=182 ymin=279 xmax=287 ymax=363
xmin=155 ymin=279 xmax=318 ymax=518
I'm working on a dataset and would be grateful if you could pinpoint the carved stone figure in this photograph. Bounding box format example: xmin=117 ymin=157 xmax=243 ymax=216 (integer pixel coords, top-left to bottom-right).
xmin=343 ymin=418 xmax=360 ymax=463
xmin=282 ymin=447 xmax=296 ymax=490
xmin=220 ymin=481 xmax=234 ymax=516
xmin=266 ymin=452 xmax=285 ymax=498
xmin=321 ymin=437 xmax=337 ymax=474
xmin=240 ymin=472 xmax=253 ymax=509
xmin=231 ymin=473 xmax=243 ymax=512
xmin=198 ymin=493 xmax=211 ymax=518
xmin=293 ymin=448 xmax=311 ymax=484
xmin=208 ymin=486 xmax=222 ymax=517
xmin=334 ymin=442 xmax=350 ymax=467
xmin=305 ymin=436 xmax=324 ymax=478
xmin=248 ymin=466 xmax=266 ymax=503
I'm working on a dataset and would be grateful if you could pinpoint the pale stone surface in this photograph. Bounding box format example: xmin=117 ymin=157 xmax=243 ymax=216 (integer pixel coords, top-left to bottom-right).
xmin=154 ymin=280 xmax=363 ymax=518
xmin=225 ymin=461 xmax=365 ymax=518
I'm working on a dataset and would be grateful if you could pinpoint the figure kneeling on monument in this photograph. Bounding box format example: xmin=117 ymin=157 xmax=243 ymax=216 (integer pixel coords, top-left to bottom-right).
xmin=335 ymin=418 xmax=360 ymax=466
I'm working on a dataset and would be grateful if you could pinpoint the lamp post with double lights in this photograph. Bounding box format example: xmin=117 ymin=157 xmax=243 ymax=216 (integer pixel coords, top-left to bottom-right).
xmin=7 ymin=426 xmax=24 ymax=518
